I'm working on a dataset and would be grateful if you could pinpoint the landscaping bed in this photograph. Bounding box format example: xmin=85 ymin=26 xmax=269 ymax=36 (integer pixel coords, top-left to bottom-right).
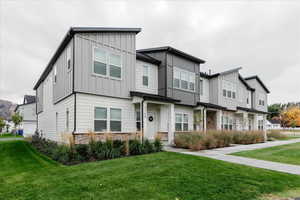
xmin=174 ymin=130 xmax=265 ymax=151
xmin=30 ymin=133 xmax=162 ymax=165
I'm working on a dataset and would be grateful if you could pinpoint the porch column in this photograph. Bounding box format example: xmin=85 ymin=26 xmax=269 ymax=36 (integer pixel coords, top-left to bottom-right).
xmin=143 ymin=101 xmax=148 ymax=141
xmin=243 ymin=112 xmax=249 ymax=131
xmin=216 ymin=110 xmax=223 ymax=130
xmin=253 ymin=114 xmax=258 ymax=131
xmin=203 ymin=108 xmax=207 ymax=131
xmin=168 ymin=103 xmax=175 ymax=145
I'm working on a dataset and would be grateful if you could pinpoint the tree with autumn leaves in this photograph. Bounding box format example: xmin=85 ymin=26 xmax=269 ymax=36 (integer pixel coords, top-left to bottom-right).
xmin=281 ymin=106 xmax=300 ymax=128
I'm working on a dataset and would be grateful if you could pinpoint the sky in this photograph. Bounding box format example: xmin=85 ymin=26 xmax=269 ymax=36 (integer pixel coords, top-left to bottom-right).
xmin=0 ymin=0 xmax=299 ymax=104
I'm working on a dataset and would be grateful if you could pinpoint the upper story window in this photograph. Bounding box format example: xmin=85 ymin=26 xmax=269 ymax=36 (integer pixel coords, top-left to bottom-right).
xmin=222 ymin=80 xmax=236 ymax=99
xmin=258 ymin=93 xmax=265 ymax=106
xmin=143 ymin=66 xmax=149 ymax=87
xmin=199 ymin=79 xmax=203 ymax=95
xmin=173 ymin=68 xmax=195 ymax=92
xmin=93 ymin=47 xmax=122 ymax=79
xmin=53 ymin=65 xmax=57 ymax=84
xmin=67 ymin=46 xmax=71 ymax=69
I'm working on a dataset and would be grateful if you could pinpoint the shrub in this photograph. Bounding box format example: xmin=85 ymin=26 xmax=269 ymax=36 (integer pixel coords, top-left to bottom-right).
xmin=52 ymin=145 xmax=72 ymax=164
xmin=143 ymin=139 xmax=154 ymax=154
xmin=267 ymin=130 xmax=287 ymax=140
xmin=153 ymin=138 xmax=163 ymax=152
xmin=75 ymin=144 xmax=90 ymax=161
xmin=129 ymin=139 xmax=143 ymax=155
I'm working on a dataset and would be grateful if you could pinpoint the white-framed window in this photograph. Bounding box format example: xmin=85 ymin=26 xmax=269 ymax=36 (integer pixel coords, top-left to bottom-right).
xmin=136 ymin=111 xmax=141 ymax=131
xmin=175 ymin=113 xmax=189 ymax=131
xmin=93 ymin=48 xmax=107 ymax=76
xmin=67 ymin=46 xmax=71 ymax=69
xmin=222 ymin=80 xmax=236 ymax=99
xmin=109 ymin=54 xmax=122 ymax=79
xmin=199 ymin=79 xmax=203 ymax=95
xmin=94 ymin=107 xmax=107 ymax=132
xmin=222 ymin=115 xmax=234 ymax=130
xmin=54 ymin=65 xmax=57 ymax=84
xmin=258 ymin=120 xmax=264 ymax=130
xmin=94 ymin=107 xmax=122 ymax=132
xmin=142 ymin=66 xmax=149 ymax=87
xmin=173 ymin=68 xmax=195 ymax=92
xmin=93 ymin=47 xmax=122 ymax=79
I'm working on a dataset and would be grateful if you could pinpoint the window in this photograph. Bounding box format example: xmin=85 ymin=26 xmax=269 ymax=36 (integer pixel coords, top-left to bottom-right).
xmin=247 ymin=98 xmax=249 ymax=104
xmin=67 ymin=46 xmax=71 ymax=69
xmin=222 ymin=115 xmax=234 ymax=130
xmin=222 ymin=80 xmax=236 ymax=99
xmin=109 ymin=54 xmax=121 ymax=79
xmin=54 ymin=65 xmax=57 ymax=84
xmin=227 ymin=90 xmax=232 ymax=98
xmin=258 ymin=120 xmax=264 ymax=130
xmin=110 ymin=108 xmax=121 ymax=132
xmin=66 ymin=109 xmax=69 ymax=132
xmin=223 ymin=89 xmax=227 ymax=97
xmin=136 ymin=111 xmax=141 ymax=131
xmin=94 ymin=48 xmax=107 ymax=76
xmin=173 ymin=68 xmax=195 ymax=91
xmin=94 ymin=107 xmax=107 ymax=132
xmin=232 ymin=91 xmax=236 ymax=99
xmin=189 ymin=74 xmax=195 ymax=91
xmin=175 ymin=113 xmax=189 ymax=131
xmin=199 ymin=79 xmax=203 ymax=95
xmin=143 ymin=66 xmax=149 ymax=86
xmin=181 ymin=71 xmax=189 ymax=90
xmin=173 ymin=69 xmax=180 ymax=88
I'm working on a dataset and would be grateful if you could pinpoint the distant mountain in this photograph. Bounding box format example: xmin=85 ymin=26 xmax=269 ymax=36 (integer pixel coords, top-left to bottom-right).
xmin=0 ymin=99 xmax=17 ymax=120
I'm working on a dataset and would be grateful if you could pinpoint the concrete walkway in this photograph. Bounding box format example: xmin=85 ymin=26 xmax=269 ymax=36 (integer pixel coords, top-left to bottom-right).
xmin=0 ymin=137 xmax=24 ymax=142
xmin=165 ymin=138 xmax=300 ymax=175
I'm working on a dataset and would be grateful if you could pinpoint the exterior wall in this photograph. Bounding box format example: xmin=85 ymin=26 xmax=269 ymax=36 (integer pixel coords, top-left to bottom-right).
xmin=246 ymin=79 xmax=268 ymax=112
xmin=75 ymin=93 xmax=136 ymax=133
xmin=37 ymin=70 xmax=74 ymax=142
xmin=135 ymin=59 xmax=158 ymax=94
xmin=200 ymin=77 xmax=210 ymax=103
xmin=209 ymin=77 xmax=219 ymax=105
xmin=218 ymin=71 xmax=239 ymax=110
xmin=174 ymin=105 xmax=194 ymax=131
xmin=237 ymin=79 xmax=251 ymax=108
xmin=17 ymin=103 xmax=36 ymax=121
xmin=22 ymin=121 xmax=37 ymax=137
xmin=159 ymin=104 xmax=170 ymax=132
xmin=53 ymin=38 xmax=73 ymax=103
xmin=36 ymin=83 xmax=43 ymax=113
xmin=74 ymin=32 xmax=136 ymax=98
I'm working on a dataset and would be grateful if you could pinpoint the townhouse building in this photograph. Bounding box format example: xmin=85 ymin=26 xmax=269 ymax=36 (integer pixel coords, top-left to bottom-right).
xmin=34 ymin=27 xmax=269 ymax=144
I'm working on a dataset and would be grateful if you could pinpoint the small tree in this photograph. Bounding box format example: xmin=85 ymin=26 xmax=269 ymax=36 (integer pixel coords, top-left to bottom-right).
xmin=11 ymin=113 xmax=23 ymax=132
xmin=0 ymin=117 xmax=5 ymax=133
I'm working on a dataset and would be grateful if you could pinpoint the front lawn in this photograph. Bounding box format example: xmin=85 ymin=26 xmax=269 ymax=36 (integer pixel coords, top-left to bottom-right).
xmin=0 ymin=133 xmax=22 ymax=138
xmin=232 ymin=142 xmax=300 ymax=166
xmin=1 ymin=141 xmax=300 ymax=200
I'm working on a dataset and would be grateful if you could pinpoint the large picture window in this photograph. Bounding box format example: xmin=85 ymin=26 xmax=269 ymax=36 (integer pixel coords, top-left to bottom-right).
xmin=94 ymin=107 xmax=122 ymax=132
xmin=175 ymin=113 xmax=189 ymax=131
xmin=173 ymin=68 xmax=195 ymax=92
xmin=93 ymin=47 xmax=122 ymax=79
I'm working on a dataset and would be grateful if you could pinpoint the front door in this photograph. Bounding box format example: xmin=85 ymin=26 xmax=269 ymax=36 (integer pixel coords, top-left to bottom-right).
xmin=147 ymin=111 xmax=158 ymax=140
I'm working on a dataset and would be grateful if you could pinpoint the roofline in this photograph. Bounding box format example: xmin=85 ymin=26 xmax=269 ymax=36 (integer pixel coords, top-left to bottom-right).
xmin=200 ymin=72 xmax=220 ymax=79
xmin=237 ymin=106 xmax=270 ymax=115
xmin=244 ymin=75 xmax=270 ymax=94
xmin=33 ymin=27 xmax=142 ymax=90
xmin=130 ymin=91 xmax=180 ymax=103
xmin=137 ymin=46 xmax=206 ymax=64
xmin=239 ymin=74 xmax=255 ymax=91
xmin=136 ymin=52 xmax=161 ymax=65
xmin=14 ymin=102 xmax=35 ymax=112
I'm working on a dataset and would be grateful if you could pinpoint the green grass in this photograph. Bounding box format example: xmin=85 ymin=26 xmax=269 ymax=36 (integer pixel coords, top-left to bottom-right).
xmin=1 ymin=141 xmax=300 ymax=200
xmin=232 ymin=142 xmax=300 ymax=166
xmin=0 ymin=133 xmax=22 ymax=138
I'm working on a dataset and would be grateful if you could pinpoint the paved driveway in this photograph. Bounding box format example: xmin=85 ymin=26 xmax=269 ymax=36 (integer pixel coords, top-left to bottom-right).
xmin=165 ymin=138 xmax=300 ymax=175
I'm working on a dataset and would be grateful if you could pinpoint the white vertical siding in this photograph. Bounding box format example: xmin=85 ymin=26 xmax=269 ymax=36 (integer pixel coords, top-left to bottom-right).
xmin=135 ymin=60 xmax=158 ymax=94
xmin=76 ymin=93 xmax=136 ymax=133
xmin=200 ymin=77 xmax=209 ymax=103
xmin=17 ymin=103 xmax=36 ymax=121
xmin=37 ymin=70 xmax=74 ymax=142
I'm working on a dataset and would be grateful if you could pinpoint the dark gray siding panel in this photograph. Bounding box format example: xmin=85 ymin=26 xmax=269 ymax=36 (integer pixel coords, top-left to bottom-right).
xmin=37 ymin=83 xmax=43 ymax=113
xmin=74 ymin=33 xmax=136 ymax=98
xmin=53 ymin=38 xmax=73 ymax=103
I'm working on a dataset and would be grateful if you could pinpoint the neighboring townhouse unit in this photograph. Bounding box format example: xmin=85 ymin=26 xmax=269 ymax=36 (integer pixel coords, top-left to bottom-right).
xmin=15 ymin=95 xmax=37 ymax=137
xmin=34 ymin=27 xmax=270 ymax=144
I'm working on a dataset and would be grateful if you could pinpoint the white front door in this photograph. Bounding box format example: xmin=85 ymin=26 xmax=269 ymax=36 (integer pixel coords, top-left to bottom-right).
xmin=147 ymin=111 xmax=158 ymax=140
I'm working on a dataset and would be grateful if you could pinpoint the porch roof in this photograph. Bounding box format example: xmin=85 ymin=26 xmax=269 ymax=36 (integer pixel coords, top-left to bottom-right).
xmin=197 ymin=102 xmax=227 ymax=110
xmin=130 ymin=91 xmax=181 ymax=103
xmin=237 ymin=106 xmax=269 ymax=115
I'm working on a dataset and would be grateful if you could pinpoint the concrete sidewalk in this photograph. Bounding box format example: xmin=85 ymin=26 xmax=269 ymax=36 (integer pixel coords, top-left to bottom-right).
xmin=165 ymin=138 xmax=300 ymax=175
xmin=0 ymin=137 xmax=24 ymax=142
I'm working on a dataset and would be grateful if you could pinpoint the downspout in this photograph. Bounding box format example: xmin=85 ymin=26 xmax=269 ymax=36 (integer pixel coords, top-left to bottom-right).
xmin=141 ymin=99 xmax=145 ymax=142
xmin=202 ymin=107 xmax=205 ymax=131
xmin=72 ymin=37 xmax=76 ymax=142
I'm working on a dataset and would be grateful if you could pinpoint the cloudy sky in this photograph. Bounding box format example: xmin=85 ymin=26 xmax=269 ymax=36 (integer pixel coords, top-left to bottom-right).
xmin=0 ymin=0 xmax=299 ymax=104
